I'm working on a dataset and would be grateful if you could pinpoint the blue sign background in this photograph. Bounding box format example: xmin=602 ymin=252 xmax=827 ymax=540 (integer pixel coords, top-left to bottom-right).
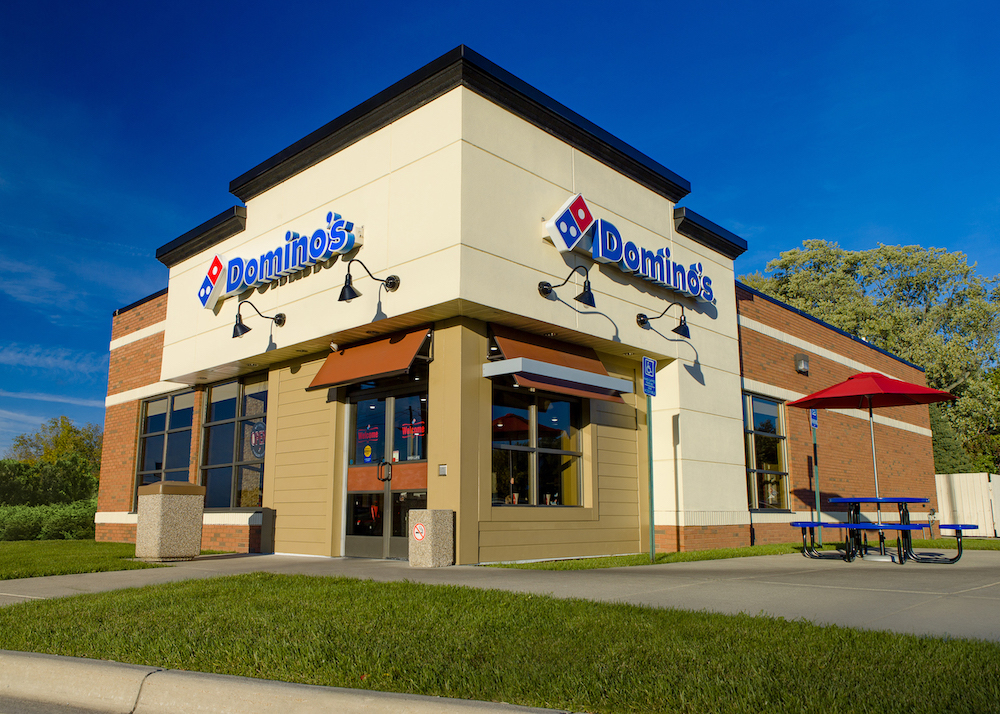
xmin=642 ymin=356 xmax=657 ymax=397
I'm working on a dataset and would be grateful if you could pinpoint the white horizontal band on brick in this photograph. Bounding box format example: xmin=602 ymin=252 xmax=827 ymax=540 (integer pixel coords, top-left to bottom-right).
xmin=655 ymin=511 xmax=752 ymax=527
xmin=95 ymin=512 xmax=138 ymax=524
xmin=738 ymin=316 xmax=887 ymax=375
xmin=96 ymin=511 xmax=262 ymax=526
xmin=482 ymin=357 xmax=634 ymax=393
xmin=203 ymin=512 xmax=262 ymax=526
xmin=109 ymin=321 xmax=167 ymax=351
xmin=105 ymin=382 xmax=185 ymax=408
xmin=741 ymin=378 xmax=933 ymax=438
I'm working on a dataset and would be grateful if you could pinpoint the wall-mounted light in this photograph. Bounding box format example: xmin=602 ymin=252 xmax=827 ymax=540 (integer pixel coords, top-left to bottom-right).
xmin=794 ymin=353 xmax=810 ymax=375
xmin=233 ymin=301 xmax=286 ymax=338
xmin=338 ymin=259 xmax=400 ymax=302
xmin=636 ymin=302 xmax=690 ymax=338
xmin=538 ymin=264 xmax=596 ymax=308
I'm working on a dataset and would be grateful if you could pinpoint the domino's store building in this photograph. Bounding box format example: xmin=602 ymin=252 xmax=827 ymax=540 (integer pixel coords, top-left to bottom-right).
xmin=96 ymin=47 xmax=938 ymax=562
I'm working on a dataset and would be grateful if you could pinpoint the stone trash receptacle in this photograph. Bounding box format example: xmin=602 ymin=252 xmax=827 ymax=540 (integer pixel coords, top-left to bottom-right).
xmin=408 ymin=509 xmax=455 ymax=567
xmin=135 ymin=481 xmax=206 ymax=562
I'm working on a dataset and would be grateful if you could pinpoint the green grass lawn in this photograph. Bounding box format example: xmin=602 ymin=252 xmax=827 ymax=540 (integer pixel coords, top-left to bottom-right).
xmin=0 ymin=540 xmax=162 ymax=580
xmin=0 ymin=573 xmax=996 ymax=713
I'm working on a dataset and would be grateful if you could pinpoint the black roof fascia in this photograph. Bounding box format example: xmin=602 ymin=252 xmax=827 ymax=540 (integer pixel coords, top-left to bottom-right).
xmin=155 ymin=206 xmax=247 ymax=268
xmin=673 ymin=207 xmax=748 ymax=260
xmin=229 ymin=45 xmax=692 ymax=204
xmin=113 ymin=287 xmax=168 ymax=317
xmin=735 ymin=280 xmax=923 ymax=371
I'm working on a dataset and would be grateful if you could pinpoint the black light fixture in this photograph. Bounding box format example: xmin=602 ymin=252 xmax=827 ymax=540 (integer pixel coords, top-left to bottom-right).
xmin=538 ymin=264 xmax=596 ymax=308
xmin=233 ymin=301 xmax=286 ymax=338
xmin=338 ymin=259 xmax=401 ymax=302
xmin=636 ymin=302 xmax=690 ymax=338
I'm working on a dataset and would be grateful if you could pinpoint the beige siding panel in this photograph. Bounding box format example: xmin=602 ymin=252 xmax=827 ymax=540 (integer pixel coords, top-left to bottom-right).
xmin=597 ymin=434 xmax=637 ymax=453
xmin=275 ymin=418 xmax=331 ymax=436
xmin=479 ymin=527 xmax=639 ymax=548
xmin=598 ymin=450 xmax=638 ymax=467
xmin=599 ymin=500 xmax=639 ymax=517
xmin=273 ymin=449 xmax=329 ymax=467
xmin=592 ymin=411 xmax=637 ymax=430
xmin=597 ymin=475 xmax=639 ymax=492
xmin=271 ymin=474 xmax=332 ymax=492
xmin=276 ymin=399 xmax=332 ymax=419
xmin=273 ymin=411 xmax=330 ymax=431
xmin=262 ymin=500 xmax=329 ymax=517
xmin=597 ymin=462 xmax=641 ymax=479
xmin=275 ymin=434 xmax=332 ymax=454
xmin=480 ymin=518 xmax=599 ymax=532
xmin=600 ymin=488 xmax=640 ymax=503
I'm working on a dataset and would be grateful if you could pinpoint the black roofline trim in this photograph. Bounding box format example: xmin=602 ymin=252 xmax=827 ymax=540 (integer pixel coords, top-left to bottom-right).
xmin=735 ymin=281 xmax=924 ymax=372
xmin=229 ymin=45 xmax=691 ymax=204
xmin=674 ymin=207 xmax=747 ymax=260
xmin=113 ymin=287 xmax=168 ymax=317
xmin=156 ymin=206 xmax=247 ymax=268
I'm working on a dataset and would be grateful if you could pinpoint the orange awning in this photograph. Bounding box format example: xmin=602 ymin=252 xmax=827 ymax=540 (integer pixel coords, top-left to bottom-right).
xmin=307 ymin=326 xmax=430 ymax=391
xmin=487 ymin=324 xmax=629 ymax=402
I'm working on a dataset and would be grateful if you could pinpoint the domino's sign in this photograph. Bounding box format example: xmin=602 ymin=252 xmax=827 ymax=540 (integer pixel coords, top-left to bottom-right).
xmin=545 ymin=194 xmax=714 ymax=303
xmin=198 ymin=211 xmax=361 ymax=309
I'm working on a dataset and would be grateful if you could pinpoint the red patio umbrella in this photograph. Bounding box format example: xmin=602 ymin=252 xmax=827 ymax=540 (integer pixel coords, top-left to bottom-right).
xmin=787 ymin=372 xmax=955 ymax=508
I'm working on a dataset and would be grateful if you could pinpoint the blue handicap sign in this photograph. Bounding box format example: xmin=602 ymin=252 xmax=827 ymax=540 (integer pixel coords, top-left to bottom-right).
xmin=642 ymin=356 xmax=656 ymax=397
xmin=810 ymin=408 xmax=818 ymax=429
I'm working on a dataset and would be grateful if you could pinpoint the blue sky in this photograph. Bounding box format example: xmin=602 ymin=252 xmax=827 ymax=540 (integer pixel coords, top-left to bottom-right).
xmin=1 ymin=1 xmax=998 ymax=453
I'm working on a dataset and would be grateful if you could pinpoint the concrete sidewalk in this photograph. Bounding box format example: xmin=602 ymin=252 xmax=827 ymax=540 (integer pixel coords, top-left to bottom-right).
xmin=2 ymin=549 xmax=999 ymax=711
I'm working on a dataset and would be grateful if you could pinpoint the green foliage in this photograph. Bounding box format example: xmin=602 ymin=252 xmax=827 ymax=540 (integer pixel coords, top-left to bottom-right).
xmin=742 ymin=241 xmax=1000 ymax=471
xmin=5 ymin=416 xmax=103 ymax=478
xmin=0 ymin=573 xmax=998 ymax=713
xmin=929 ymin=404 xmax=975 ymax=474
xmin=0 ymin=499 xmax=97 ymax=542
xmin=0 ymin=454 xmax=97 ymax=506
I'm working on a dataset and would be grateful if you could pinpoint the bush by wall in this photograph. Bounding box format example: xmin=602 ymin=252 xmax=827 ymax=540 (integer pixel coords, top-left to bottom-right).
xmin=0 ymin=500 xmax=97 ymax=541
xmin=0 ymin=455 xmax=97 ymax=506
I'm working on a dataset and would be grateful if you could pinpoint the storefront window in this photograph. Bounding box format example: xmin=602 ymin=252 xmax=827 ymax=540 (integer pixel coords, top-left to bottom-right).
xmin=202 ymin=374 xmax=268 ymax=508
xmin=491 ymin=385 xmax=581 ymax=506
xmin=744 ymin=393 xmax=788 ymax=509
xmin=135 ymin=390 xmax=195 ymax=503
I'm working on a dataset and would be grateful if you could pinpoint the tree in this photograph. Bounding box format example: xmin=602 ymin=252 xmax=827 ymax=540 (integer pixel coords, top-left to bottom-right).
xmin=5 ymin=417 xmax=103 ymax=479
xmin=742 ymin=240 xmax=1000 ymax=472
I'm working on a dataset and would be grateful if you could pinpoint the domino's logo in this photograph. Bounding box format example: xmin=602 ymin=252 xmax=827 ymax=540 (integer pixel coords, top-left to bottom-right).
xmin=197 ymin=255 xmax=226 ymax=309
xmin=545 ymin=194 xmax=594 ymax=253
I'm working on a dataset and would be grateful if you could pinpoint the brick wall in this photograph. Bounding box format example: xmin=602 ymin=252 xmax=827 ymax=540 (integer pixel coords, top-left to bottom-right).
xmin=111 ymin=291 xmax=168 ymax=341
xmin=96 ymin=523 xmax=261 ymax=554
xmin=735 ymin=285 xmax=938 ymax=546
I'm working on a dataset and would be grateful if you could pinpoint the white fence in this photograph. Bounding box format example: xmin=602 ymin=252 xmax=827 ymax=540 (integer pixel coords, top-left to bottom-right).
xmin=935 ymin=473 xmax=1000 ymax=538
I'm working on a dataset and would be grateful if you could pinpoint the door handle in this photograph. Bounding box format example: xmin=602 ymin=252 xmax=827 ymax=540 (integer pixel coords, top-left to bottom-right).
xmin=377 ymin=460 xmax=392 ymax=482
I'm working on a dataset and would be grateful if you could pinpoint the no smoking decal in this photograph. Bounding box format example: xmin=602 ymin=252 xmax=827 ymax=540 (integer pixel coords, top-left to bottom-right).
xmin=413 ymin=523 xmax=426 ymax=541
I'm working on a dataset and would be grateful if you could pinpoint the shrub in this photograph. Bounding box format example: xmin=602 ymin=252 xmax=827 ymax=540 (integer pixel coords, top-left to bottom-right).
xmin=0 ymin=455 xmax=96 ymax=506
xmin=0 ymin=500 xmax=97 ymax=541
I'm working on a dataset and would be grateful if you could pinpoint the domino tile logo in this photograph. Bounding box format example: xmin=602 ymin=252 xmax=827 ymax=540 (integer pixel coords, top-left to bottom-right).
xmin=545 ymin=194 xmax=595 ymax=253
xmin=197 ymin=255 xmax=226 ymax=309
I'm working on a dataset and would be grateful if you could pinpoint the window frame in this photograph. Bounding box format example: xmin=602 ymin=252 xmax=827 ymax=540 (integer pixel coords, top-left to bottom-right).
xmin=133 ymin=389 xmax=195 ymax=509
xmin=200 ymin=373 xmax=268 ymax=510
xmin=743 ymin=392 xmax=790 ymax=511
xmin=491 ymin=383 xmax=583 ymax=507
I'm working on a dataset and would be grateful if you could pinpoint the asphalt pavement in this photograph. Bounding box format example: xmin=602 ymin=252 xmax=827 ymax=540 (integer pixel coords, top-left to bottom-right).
xmin=1 ymin=547 xmax=999 ymax=712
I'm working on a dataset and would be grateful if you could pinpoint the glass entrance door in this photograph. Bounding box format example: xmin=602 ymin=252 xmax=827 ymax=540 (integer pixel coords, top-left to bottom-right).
xmin=346 ymin=391 xmax=428 ymax=559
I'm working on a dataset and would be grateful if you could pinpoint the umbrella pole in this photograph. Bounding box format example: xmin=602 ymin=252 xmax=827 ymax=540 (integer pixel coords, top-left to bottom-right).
xmin=868 ymin=400 xmax=886 ymax=555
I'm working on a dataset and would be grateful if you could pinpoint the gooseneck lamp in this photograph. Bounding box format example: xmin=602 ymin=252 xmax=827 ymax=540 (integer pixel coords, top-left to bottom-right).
xmin=233 ymin=301 xmax=286 ymax=338
xmin=537 ymin=265 xmax=596 ymax=308
xmin=338 ymin=259 xmax=401 ymax=302
xmin=636 ymin=302 xmax=690 ymax=338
